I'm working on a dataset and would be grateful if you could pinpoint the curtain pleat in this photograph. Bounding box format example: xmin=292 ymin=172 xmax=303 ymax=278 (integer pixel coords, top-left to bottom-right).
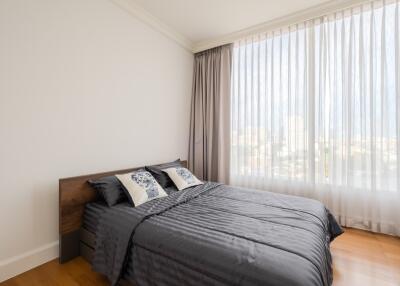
xmin=396 ymin=0 xmax=400 ymax=190
xmin=230 ymin=0 xmax=400 ymax=235
xmin=189 ymin=44 xmax=232 ymax=183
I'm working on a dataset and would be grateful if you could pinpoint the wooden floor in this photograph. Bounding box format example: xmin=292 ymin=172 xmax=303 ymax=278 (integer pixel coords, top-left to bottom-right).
xmin=330 ymin=228 xmax=400 ymax=286
xmin=1 ymin=228 xmax=399 ymax=286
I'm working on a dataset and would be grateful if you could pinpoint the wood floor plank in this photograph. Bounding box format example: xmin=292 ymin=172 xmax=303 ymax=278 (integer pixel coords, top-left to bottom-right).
xmin=1 ymin=228 xmax=399 ymax=286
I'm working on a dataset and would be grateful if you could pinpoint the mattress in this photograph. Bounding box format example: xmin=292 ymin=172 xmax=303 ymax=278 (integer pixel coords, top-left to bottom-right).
xmin=82 ymin=202 xmax=109 ymax=233
xmin=82 ymin=186 xmax=180 ymax=233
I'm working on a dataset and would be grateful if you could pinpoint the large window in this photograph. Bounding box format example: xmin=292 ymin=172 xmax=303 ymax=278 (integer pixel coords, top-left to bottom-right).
xmin=231 ymin=1 xmax=400 ymax=194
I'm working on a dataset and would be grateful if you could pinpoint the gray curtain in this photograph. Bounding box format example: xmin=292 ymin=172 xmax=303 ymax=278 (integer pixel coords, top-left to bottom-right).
xmin=188 ymin=44 xmax=232 ymax=183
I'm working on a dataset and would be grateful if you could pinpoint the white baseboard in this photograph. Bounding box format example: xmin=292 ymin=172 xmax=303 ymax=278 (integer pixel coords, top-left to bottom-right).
xmin=0 ymin=241 xmax=59 ymax=283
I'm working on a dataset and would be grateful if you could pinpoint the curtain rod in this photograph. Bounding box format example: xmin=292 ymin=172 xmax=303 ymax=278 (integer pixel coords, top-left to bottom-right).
xmin=192 ymin=0 xmax=383 ymax=53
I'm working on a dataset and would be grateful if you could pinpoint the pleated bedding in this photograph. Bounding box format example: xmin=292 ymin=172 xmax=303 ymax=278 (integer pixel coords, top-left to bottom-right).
xmin=92 ymin=182 xmax=342 ymax=286
xmin=83 ymin=201 xmax=108 ymax=233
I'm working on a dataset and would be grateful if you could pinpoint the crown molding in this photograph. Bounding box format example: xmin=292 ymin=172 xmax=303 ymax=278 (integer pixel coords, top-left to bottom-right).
xmin=111 ymin=0 xmax=194 ymax=52
xmin=192 ymin=0 xmax=372 ymax=53
xmin=111 ymin=0 xmax=374 ymax=53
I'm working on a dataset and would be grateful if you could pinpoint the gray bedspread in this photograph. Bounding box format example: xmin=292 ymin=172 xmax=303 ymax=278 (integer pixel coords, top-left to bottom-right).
xmin=92 ymin=182 xmax=343 ymax=286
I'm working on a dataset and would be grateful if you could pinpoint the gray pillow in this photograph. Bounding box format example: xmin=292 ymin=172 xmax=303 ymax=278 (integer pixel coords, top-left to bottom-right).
xmin=88 ymin=175 xmax=127 ymax=207
xmin=164 ymin=185 xmax=180 ymax=195
xmin=145 ymin=159 xmax=182 ymax=188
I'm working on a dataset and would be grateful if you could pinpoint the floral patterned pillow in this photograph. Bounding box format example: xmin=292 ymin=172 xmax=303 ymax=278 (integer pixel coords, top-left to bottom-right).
xmin=163 ymin=167 xmax=203 ymax=191
xmin=116 ymin=170 xmax=167 ymax=206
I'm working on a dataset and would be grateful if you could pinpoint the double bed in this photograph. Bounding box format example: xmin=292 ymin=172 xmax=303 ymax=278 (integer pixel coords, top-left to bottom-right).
xmin=59 ymin=160 xmax=342 ymax=286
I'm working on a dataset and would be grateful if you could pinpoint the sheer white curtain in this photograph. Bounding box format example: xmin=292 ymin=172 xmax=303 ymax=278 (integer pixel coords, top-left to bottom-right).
xmin=230 ymin=0 xmax=400 ymax=235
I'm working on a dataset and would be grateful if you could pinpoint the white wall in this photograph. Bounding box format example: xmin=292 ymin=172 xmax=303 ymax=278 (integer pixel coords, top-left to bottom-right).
xmin=0 ymin=0 xmax=193 ymax=280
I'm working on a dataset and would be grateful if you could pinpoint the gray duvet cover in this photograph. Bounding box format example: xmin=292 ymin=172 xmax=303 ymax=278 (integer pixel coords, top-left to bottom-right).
xmin=92 ymin=182 xmax=342 ymax=286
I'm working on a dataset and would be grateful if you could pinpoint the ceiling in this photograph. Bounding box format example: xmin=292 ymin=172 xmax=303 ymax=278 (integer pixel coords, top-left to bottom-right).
xmin=134 ymin=0 xmax=332 ymax=44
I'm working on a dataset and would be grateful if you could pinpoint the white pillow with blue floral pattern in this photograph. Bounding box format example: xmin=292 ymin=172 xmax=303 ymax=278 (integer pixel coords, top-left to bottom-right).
xmin=163 ymin=167 xmax=203 ymax=191
xmin=116 ymin=170 xmax=167 ymax=207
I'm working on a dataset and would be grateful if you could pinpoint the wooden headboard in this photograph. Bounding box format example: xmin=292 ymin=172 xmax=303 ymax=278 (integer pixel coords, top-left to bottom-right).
xmin=59 ymin=160 xmax=187 ymax=263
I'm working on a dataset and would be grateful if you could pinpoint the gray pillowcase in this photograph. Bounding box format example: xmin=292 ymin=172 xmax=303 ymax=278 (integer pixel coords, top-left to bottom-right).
xmin=145 ymin=159 xmax=182 ymax=188
xmin=163 ymin=185 xmax=180 ymax=195
xmin=88 ymin=175 xmax=127 ymax=207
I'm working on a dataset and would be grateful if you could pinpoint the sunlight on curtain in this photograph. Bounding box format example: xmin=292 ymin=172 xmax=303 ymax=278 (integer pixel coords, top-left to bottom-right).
xmin=230 ymin=0 xmax=400 ymax=235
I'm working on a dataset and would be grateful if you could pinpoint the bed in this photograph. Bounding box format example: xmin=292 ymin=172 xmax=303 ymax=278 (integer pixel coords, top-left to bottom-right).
xmin=59 ymin=160 xmax=343 ymax=286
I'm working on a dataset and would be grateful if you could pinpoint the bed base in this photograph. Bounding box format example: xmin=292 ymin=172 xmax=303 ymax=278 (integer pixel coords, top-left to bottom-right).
xmin=80 ymin=227 xmax=95 ymax=263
